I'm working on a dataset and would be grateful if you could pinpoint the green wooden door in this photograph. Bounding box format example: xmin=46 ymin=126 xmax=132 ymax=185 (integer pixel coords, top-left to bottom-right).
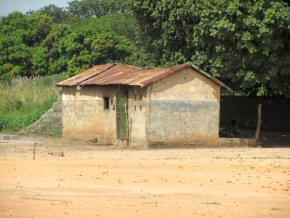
xmin=116 ymin=90 xmax=129 ymax=139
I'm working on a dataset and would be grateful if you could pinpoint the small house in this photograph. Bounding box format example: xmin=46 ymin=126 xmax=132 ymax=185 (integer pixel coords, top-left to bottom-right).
xmin=57 ymin=63 xmax=231 ymax=147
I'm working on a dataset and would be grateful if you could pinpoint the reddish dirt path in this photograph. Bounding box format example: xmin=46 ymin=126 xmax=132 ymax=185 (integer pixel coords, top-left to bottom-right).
xmin=0 ymin=141 xmax=290 ymax=218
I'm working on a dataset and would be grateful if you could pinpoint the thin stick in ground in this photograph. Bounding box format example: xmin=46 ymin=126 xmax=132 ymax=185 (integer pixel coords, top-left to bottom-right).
xmin=33 ymin=142 xmax=36 ymax=160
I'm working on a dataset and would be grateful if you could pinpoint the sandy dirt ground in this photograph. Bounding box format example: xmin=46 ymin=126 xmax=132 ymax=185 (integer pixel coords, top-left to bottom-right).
xmin=0 ymin=137 xmax=290 ymax=218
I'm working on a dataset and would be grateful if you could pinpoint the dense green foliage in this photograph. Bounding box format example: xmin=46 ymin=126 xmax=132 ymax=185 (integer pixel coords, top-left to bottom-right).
xmin=0 ymin=1 xmax=137 ymax=80
xmin=58 ymin=17 xmax=134 ymax=76
xmin=67 ymin=0 xmax=129 ymax=18
xmin=0 ymin=0 xmax=289 ymax=97
xmin=131 ymin=0 xmax=290 ymax=96
xmin=0 ymin=0 xmax=289 ymax=133
xmin=0 ymin=74 xmax=67 ymax=132
xmin=0 ymin=0 xmax=142 ymax=133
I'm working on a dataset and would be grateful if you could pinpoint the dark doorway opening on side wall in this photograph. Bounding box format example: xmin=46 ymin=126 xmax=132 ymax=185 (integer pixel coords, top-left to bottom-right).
xmin=220 ymin=96 xmax=290 ymax=147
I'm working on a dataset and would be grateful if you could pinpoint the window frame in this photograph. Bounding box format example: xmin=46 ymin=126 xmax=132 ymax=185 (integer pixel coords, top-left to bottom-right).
xmin=104 ymin=96 xmax=110 ymax=110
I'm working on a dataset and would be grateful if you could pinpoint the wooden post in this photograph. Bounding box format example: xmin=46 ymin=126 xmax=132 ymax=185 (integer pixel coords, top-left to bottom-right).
xmin=33 ymin=142 xmax=36 ymax=160
xmin=255 ymin=104 xmax=262 ymax=140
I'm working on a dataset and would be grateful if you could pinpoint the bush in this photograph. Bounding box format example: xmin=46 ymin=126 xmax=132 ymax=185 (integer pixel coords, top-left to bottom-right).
xmin=0 ymin=74 xmax=67 ymax=133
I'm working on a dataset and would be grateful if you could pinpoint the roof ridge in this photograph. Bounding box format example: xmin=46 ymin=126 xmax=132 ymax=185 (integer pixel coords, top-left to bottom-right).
xmin=57 ymin=62 xmax=232 ymax=92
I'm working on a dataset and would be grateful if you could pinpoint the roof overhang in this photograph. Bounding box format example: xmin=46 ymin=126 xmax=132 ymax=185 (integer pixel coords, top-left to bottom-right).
xmin=56 ymin=63 xmax=233 ymax=92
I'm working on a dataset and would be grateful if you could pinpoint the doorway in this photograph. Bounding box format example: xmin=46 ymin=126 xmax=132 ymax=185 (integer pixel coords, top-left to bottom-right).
xmin=116 ymin=90 xmax=129 ymax=140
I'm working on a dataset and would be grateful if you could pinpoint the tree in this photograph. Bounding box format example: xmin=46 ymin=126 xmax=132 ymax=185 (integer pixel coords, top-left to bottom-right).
xmin=31 ymin=46 xmax=49 ymax=76
xmin=0 ymin=12 xmax=32 ymax=79
xmin=67 ymin=0 xmax=129 ymax=18
xmin=131 ymin=0 xmax=290 ymax=97
xmin=38 ymin=4 xmax=70 ymax=23
xmin=0 ymin=4 xmax=137 ymax=80
xmin=59 ymin=25 xmax=133 ymax=76
xmin=26 ymin=12 xmax=53 ymax=46
xmin=43 ymin=24 xmax=71 ymax=74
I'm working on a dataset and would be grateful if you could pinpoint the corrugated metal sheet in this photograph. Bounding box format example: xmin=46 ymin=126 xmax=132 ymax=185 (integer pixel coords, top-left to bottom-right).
xmin=56 ymin=63 xmax=232 ymax=91
xmin=56 ymin=64 xmax=114 ymax=87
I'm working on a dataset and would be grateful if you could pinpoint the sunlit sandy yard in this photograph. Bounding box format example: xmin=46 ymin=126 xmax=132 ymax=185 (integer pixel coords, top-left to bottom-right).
xmin=0 ymin=137 xmax=289 ymax=218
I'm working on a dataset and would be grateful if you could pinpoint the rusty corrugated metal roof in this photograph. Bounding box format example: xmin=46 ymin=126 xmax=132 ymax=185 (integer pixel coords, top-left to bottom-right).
xmin=56 ymin=64 xmax=114 ymax=87
xmin=56 ymin=63 xmax=232 ymax=91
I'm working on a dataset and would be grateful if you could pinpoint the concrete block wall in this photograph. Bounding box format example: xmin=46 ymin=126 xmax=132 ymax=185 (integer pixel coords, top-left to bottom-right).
xmin=60 ymin=67 xmax=222 ymax=147
xmin=144 ymin=67 xmax=221 ymax=146
xmin=27 ymin=98 xmax=62 ymax=135
xmin=62 ymin=86 xmax=119 ymax=144
xmin=147 ymin=100 xmax=220 ymax=146
xmin=127 ymin=87 xmax=147 ymax=146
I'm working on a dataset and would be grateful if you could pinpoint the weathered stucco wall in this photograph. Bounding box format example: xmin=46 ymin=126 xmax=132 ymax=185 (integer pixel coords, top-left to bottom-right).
xmin=62 ymin=86 xmax=148 ymax=145
xmin=62 ymin=67 xmax=221 ymax=147
xmin=143 ymin=68 xmax=220 ymax=146
xmin=127 ymin=87 xmax=147 ymax=145
xmin=62 ymin=86 xmax=119 ymax=144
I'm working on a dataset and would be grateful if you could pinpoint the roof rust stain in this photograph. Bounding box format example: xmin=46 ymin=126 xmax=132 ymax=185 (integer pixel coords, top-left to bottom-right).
xmin=56 ymin=64 xmax=114 ymax=87
xmin=56 ymin=63 xmax=232 ymax=91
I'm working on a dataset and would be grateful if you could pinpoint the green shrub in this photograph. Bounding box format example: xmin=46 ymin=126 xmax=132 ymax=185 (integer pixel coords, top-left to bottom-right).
xmin=0 ymin=74 xmax=67 ymax=133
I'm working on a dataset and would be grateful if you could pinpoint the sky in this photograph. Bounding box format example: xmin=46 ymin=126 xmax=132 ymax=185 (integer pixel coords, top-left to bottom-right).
xmin=0 ymin=0 xmax=69 ymax=16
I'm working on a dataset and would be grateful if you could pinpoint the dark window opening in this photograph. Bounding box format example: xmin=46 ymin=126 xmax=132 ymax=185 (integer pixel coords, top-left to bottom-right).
xmin=140 ymin=105 xmax=142 ymax=111
xmin=104 ymin=97 xmax=110 ymax=110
